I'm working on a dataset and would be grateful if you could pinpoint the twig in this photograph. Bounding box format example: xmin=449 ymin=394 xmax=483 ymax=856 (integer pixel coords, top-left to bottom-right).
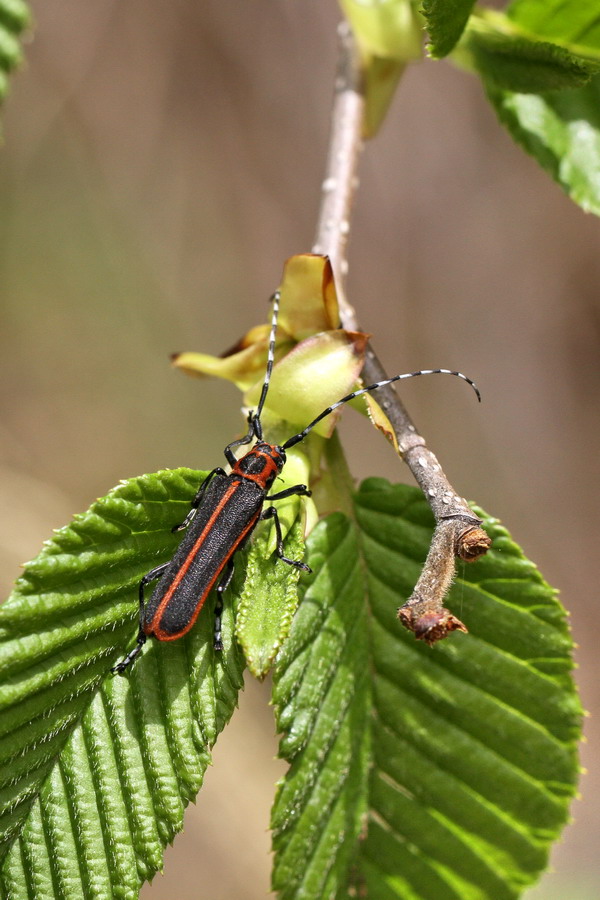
xmin=312 ymin=23 xmax=491 ymax=645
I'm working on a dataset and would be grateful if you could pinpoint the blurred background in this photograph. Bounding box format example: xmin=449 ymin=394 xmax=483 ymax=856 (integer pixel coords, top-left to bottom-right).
xmin=1 ymin=2 xmax=598 ymax=898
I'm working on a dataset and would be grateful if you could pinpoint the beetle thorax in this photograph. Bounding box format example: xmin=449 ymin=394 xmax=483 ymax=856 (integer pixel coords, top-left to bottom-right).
xmin=233 ymin=441 xmax=285 ymax=489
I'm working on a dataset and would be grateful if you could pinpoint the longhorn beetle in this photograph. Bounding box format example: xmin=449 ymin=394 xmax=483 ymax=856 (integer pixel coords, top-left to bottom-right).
xmin=112 ymin=293 xmax=480 ymax=673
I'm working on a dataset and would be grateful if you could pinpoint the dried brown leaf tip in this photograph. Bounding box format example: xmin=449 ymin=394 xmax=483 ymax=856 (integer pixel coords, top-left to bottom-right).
xmin=456 ymin=526 xmax=492 ymax=561
xmin=398 ymin=606 xmax=468 ymax=646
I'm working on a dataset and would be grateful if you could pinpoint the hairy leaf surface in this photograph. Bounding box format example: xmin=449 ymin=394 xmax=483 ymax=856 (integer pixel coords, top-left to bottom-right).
xmin=272 ymin=480 xmax=581 ymax=900
xmin=469 ymin=29 xmax=598 ymax=93
xmin=0 ymin=475 xmax=580 ymax=898
xmin=271 ymin=513 xmax=371 ymax=899
xmin=422 ymin=0 xmax=477 ymax=58
xmin=0 ymin=469 xmax=246 ymax=899
xmin=237 ymin=517 xmax=306 ymax=680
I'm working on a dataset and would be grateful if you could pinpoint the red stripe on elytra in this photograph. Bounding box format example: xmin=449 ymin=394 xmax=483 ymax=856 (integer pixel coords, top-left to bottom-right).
xmin=147 ymin=481 xmax=239 ymax=633
xmin=152 ymin=505 xmax=261 ymax=641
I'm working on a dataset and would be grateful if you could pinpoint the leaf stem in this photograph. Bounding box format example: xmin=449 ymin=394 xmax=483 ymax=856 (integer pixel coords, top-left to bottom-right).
xmin=312 ymin=21 xmax=491 ymax=644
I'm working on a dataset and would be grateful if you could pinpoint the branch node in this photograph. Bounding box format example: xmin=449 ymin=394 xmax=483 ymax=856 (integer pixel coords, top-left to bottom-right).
xmin=456 ymin=526 xmax=492 ymax=561
xmin=398 ymin=603 xmax=468 ymax=646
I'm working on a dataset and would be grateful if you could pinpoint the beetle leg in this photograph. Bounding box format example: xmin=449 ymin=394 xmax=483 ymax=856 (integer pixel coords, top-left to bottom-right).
xmin=266 ymin=483 xmax=312 ymax=502
xmin=172 ymin=467 xmax=227 ymax=532
xmin=213 ymin=558 xmax=235 ymax=651
xmin=111 ymin=562 xmax=169 ymax=674
xmin=261 ymin=506 xmax=312 ymax=573
xmin=224 ymin=411 xmax=256 ymax=466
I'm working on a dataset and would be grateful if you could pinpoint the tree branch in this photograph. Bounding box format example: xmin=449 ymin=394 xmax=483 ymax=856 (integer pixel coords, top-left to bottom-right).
xmin=312 ymin=22 xmax=491 ymax=645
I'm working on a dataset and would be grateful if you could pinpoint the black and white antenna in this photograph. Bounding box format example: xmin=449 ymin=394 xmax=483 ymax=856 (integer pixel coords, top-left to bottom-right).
xmin=253 ymin=290 xmax=281 ymax=434
xmin=283 ymin=368 xmax=481 ymax=450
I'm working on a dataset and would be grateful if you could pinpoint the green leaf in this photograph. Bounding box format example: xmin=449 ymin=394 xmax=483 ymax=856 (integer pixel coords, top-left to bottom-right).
xmin=463 ymin=6 xmax=600 ymax=215
xmin=0 ymin=0 xmax=30 ymax=108
xmin=486 ymin=74 xmax=600 ymax=215
xmin=422 ymin=0 xmax=477 ymax=59
xmin=468 ymin=26 xmax=599 ymax=93
xmin=507 ymin=0 xmax=600 ymax=55
xmin=236 ymin=515 xmax=307 ymax=680
xmin=235 ymin=445 xmax=314 ymax=680
xmin=272 ymin=480 xmax=581 ymax=899
xmin=1 ymin=471 xmax=581 ymax=898
xmin=271 ymin=513 xmax=371 ymax=899
xmin=0 ymin=469 xmax=246 ymax=898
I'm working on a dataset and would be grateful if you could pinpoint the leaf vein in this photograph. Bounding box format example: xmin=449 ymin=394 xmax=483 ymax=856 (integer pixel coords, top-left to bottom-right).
xmin=372 ymin=671 xmax=566 ymax=809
